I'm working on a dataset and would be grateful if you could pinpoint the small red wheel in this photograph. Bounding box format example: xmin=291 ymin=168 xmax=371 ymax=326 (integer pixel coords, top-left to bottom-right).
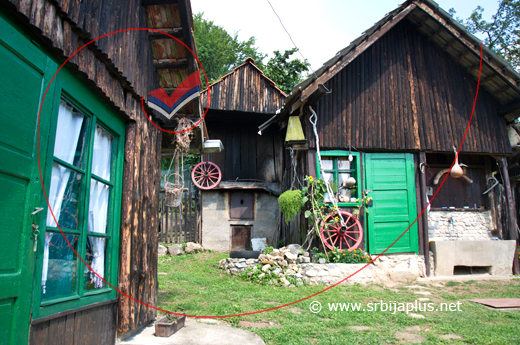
xmin=319 ymin=210 xmax=363 ymax=251
xmin=191 ymin=161 xmax=221 ymax=190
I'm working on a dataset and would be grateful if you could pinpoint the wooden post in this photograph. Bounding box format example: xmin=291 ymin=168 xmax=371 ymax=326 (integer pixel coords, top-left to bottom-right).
xmin=419 ymin=152 xmax=431 ymax=276
xmin=500 ymin=157 xmax=519 ymax=275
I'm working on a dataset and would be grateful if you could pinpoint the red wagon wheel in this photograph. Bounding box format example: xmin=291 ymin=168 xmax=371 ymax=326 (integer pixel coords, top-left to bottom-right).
xmin=191 ymin=161 xmax=221 ymax=190
xmin=319 ymin=210 xmax=363 ymax=251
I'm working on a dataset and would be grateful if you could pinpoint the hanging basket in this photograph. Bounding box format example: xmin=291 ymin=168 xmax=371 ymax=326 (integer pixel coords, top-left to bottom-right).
xmin=164 ymin=173 xmax=184 ymax=207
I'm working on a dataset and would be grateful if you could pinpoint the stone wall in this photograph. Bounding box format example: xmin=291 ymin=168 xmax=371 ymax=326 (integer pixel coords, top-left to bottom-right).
xmin=428 ymin=210 xmax=493 ymax=241
xmin=219 ymin=251 xmax=434 ymax=286
xmin=201 ymin=190 xmax=279 ymax=252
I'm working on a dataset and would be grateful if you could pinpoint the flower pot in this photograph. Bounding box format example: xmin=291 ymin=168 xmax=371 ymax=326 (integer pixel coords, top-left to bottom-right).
xmin=154 ymin=315 xmax=186 ymax=337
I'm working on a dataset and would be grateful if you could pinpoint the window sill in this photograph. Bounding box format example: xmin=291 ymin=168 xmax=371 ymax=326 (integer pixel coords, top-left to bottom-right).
xmin=430 ymin=207 xmax=488 ymax=212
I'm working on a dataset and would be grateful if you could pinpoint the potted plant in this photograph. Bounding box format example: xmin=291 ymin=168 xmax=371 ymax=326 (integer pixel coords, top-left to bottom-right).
xmin=155 ymin=313 xmax=186 ymax=337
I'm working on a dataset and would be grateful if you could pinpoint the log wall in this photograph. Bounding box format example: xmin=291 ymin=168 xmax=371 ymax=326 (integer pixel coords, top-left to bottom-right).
xmin=307 ymin=20 xmax=511 ymax=154
xmin=3 ymin=0 xmax=162 ymax=337
xmin=30 ymin=301 xmax=117 ymax=345
xmin=201 ymin=60 xmax=286 ymax=114
xmin=204 ymin=114 xmax=284 ymax=183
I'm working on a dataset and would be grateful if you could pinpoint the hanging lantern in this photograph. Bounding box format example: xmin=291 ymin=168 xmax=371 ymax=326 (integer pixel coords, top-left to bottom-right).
xmin=285 ymin=116 xmax=308 ymax=149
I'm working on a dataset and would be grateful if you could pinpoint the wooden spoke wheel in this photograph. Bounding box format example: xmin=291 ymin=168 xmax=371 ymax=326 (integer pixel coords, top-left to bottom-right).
xmin=319 ymin=210 xmax=363 ymax=251
xmin=191 ymin=162 xmax=221 ymax=190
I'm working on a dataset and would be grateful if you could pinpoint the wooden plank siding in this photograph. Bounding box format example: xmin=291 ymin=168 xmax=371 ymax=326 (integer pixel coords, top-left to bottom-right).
xmin=30 ymin=301 xmax=117 ymax=345
xmin=203 ymin=116 xmax=283 ymax=183
xmin=306 ymin=20 xmax=511 ymax=154
xmin=3 ymin=0 xmax=163 ymax=337
xmin=201 ymin=58 xmax=286 ymax=114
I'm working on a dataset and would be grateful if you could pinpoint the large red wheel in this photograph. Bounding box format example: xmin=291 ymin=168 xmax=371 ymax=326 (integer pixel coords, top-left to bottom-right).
xmin=191 ymin=162 xmax=221 ymax=190
xmin=320 ymin=210 xmax=363 ymax=251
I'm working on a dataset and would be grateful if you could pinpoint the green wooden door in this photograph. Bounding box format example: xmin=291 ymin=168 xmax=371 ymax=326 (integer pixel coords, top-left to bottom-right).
xmin=364 ymin=153 xmax=419 ymax=254
xmin=0 ymin=13 xmax=56 ymax=345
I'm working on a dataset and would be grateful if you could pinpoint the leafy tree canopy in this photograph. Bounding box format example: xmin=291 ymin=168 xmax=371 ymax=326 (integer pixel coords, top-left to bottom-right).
xmin=450 ymin=0 xmax=520 ymax=71
xmin=263 ymin=48 xmax=310 ymax=95
xmin=193 ymin=12 xmax=265 ymax=88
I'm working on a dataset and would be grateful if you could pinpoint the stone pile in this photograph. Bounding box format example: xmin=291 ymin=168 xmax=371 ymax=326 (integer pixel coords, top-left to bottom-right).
xmin=219 ymin=247 xmax=435 ymax=286
xmin=158 ymin=242 xmax=204 ymax=257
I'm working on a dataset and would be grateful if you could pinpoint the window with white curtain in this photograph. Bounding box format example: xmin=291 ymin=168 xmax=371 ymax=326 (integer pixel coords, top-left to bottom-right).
xmin=41 ymin=98 xmax=116 ymax=302
xmin=317 ymin=151 xmax=361 ymax=205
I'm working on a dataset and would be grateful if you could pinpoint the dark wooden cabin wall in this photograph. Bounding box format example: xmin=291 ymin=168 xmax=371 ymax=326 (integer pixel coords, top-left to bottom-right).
xmin=5 ymin=0 xmax=162 ymax=336
xmin=201 ymin=63 xmax=286 ymax=114
xmin=118 ymin=109 xmax=161 ymax=335
xmin=6 ymin=0 xmax=158 ymax=117
xmin=204 ymin=116 xmax=283 ymax=183
xmin=30 ymin=301 xmax=117 ymax=345
xmin=425 ymin=153 xmax=489 ymax=208
xmin=307 ymin=20 xmax=511 ymax=154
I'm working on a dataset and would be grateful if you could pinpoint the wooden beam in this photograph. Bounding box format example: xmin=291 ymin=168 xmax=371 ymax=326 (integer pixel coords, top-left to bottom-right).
xmin=142 ymin=0 xmax=178 ymax=6
xmin=419 ymin=152 xmax=431 ymax=277
xmin=300 ymin=3 xmax=417 ymax=102
xmin=499 ymin=98 xmax=520 ymax=117
xmin=499 ymin=157 xmax=519 ymax=275
xmin=153 ymin=61 xmax=189 ymax=70
xmin=481 ymin=74 xmax=497 ymax=84
xmin=442 ymin=38 xmax=457 ymax=51
xmin=427 ymin=27 xmax=442 ymax=41
xmin=492 ymin=85 xmax=510 ymax=97
xmin=455 ymin=50 xmax=471 ymax=63
xmin=148 ymin=28 xmax=183 ymax=40
xmin=415 ymin=2 xmax=520 ymax=95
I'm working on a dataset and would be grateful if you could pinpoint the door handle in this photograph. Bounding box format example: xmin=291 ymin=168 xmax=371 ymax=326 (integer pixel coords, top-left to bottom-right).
xmin=31 ymin=207 xmax=44 ymax=215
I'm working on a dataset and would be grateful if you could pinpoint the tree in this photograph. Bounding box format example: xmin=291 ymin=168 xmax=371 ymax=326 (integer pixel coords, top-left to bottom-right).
xmin=263 ymin=48 xmax=310 ymax=95
xmin=451 ymin=0 xmax=520 ymax=71
xmin=193 ymin=13 xmax=266 ymax=88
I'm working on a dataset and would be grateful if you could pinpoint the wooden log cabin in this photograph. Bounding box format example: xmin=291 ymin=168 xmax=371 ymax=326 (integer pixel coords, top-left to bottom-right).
xmin=0 ymin=0 xmax=203 ymax=344
xmin=199 ymin=58 xmax=286 ymax=252
xmin=260 ymin=0 xmax=520 ymax=275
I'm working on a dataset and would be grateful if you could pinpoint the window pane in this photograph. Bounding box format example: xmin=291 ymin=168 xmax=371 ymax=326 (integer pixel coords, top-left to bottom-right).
xmin=41 ymin=233 xmax=78 ymax=301
xmin=53 ymin=99 xmax=89 ymax=168
xmin=88 ymin=179 xmax=110 ymax=234
xmin=46 ymin=163 xmax=84 ymax=230
xmin=84 ymin=237 xmax=107 ymax=291
xmin=92 ymin=125 xmax=112 ymax=181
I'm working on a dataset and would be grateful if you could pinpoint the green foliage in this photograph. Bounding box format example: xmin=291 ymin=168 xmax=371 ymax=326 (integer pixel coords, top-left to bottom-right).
xmin=193 ymin=12 xmax=266 ymax=88
xmin=157 ymin=252 xmax=520 ymax=344
xmin=162 ymin=153 xmax=200 ymax=171
xmin=327 ymin=248 xmax=371 ymax=264
xmin=451 ymin=0 xmax=520 ymax=71
xmin=263 ymin=48 xmax=310 ymax=94
xmin=278 ymin=189 xmax=303 ymax=224
xmin=262 ymin=246 xmax=274 ymax=255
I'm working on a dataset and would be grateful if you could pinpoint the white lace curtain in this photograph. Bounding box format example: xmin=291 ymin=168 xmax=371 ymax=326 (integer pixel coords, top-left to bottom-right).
xmin=42 ymin=100 xmax=84 ymax=294
xmin=88 ymin=126 xmax=112 ymax=288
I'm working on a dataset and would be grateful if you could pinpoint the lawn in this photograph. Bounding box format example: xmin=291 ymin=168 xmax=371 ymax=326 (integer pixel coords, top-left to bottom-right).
xmin=158 ymin=252 xmax=520 ymax=344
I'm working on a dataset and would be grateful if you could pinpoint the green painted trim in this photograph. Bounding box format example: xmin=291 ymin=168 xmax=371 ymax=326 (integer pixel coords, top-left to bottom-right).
xmin=33 ymin=65 xmax=125 ymax=320
xmin=316 ymin=151 xmax=362 ymax=207
xmin=0 ymin=10 xmax=58 ymax=345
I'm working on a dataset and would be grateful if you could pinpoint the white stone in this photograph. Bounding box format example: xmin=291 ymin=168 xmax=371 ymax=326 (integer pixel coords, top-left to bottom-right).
xmin=262 ymin=264 xmax=271 ymax=272
xmin=167 ymin=244 xmax=184 ymax=256
xmin=306 ymin=269 xmax=318 ymax=277
xmin=235 ymin=262 xmax=247 ymax=268
xmin=185 ymin=242 xmax=204 ymax=253
xmin=285 ymin=252 xmax=298 ymax=260
xmin=158 ymin=245 xmax=167 ymax=257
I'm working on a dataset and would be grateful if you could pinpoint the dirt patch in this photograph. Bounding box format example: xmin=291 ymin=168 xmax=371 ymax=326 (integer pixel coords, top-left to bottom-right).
xmin=439 ymin=334 xmax=463 ymax=340
xmin=349 ymin=325 xmax=371 ymax=331
xmin=309 ymin=339 xmax=318 ymax=344
xmin=395 ymin=331 xmax=425 ymax=343
xmin=286 ymin=307 xmax=302 ymax=314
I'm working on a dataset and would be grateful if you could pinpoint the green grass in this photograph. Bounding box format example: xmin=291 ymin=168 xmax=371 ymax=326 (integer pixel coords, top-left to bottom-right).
xmin=158 ymin=252 xmax=520 ymax=344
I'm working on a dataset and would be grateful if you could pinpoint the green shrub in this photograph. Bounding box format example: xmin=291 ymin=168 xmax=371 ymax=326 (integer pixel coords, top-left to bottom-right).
xmin=327 ymin=248 xmax=371 ymax=264
xmin=278 ymin=190 xmax=303 ymax=224
xmin=262 ymin=246 xmax=274 ymax=255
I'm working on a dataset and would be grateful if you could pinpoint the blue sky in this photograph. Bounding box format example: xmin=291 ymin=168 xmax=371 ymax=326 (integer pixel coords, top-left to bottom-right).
xmin=191 ymin=0 xmax=499 ymax=71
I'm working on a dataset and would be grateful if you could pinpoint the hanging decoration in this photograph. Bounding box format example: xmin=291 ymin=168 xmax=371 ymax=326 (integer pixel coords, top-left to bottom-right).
xmin=164 ymin=118 xmax=194 ymax=207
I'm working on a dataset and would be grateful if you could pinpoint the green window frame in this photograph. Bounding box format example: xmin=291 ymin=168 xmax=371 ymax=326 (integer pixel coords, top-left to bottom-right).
xmin=316 ymin=151 xmax=361 ymax=207
xmin=32 ymin=67 xmax=125 ymax=319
